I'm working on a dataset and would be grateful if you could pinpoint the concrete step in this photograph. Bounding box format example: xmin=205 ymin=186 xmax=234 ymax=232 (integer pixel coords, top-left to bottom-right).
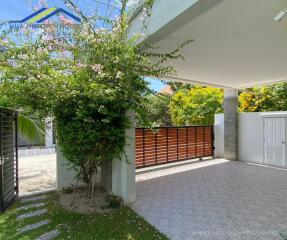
xmin=17 ymin=219 xmax=51 ymax=233
xmin=17 ymin=202 xmax=46 ymax=211
xmin=36 ymin=229 xmax=60 ymax=240
xmin=21 ymin=195 xmax=46 ymax=204
xmin=16 ymin=209 xmax=47 ymax=220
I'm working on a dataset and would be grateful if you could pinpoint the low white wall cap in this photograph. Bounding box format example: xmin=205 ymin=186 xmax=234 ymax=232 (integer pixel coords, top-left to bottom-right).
xmin=260 ymin=112 xmax=287 ymax=118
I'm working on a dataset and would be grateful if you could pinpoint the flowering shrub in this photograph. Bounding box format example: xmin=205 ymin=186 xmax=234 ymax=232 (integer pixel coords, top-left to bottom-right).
xmin=0 ymin=0 xmax=191 ymax=196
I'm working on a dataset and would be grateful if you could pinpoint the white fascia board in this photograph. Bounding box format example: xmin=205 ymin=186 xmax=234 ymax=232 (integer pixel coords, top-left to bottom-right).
xmin=128 ymin=0 xmax=200 ymax=40
xmin=157 ymin=75 xmax=230 ymax=88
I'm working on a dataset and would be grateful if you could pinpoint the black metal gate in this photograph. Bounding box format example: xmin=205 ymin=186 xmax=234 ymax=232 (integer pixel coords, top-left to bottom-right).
xmin=0 ymin=108 xmax=18 ymax=212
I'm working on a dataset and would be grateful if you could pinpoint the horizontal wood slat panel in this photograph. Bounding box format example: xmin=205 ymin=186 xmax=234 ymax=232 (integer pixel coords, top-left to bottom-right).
xmin=136 ymin=126 xmax=214 ymax=168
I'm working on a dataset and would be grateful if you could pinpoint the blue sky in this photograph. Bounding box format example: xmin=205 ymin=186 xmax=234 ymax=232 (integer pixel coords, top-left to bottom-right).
xmin=146 ymin=78 xmax=166 ymax=92
xmin=0 ymin=0 xmax=166 ymax=91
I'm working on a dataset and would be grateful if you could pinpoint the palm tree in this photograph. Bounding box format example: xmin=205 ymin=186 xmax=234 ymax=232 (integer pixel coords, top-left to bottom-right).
xmin=17 ymin=113 xmax=45 ymax=145
xmin=1 ymin=45 xmax=45 ymax=144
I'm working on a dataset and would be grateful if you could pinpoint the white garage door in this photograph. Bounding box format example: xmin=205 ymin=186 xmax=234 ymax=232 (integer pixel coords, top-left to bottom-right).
xmin=263 ymin=118 xmax=286 ymax=167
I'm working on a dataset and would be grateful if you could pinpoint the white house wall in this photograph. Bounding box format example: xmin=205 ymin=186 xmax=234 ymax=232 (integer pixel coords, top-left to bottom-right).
xmin=56 ymin=147 xmax=88 ymax=190
xmin=215 ymin=112 xmax=287 ymax=164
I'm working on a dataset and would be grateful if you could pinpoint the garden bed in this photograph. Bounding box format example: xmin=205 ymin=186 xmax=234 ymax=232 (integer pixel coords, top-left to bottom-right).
xmin=59 ymin=185 xmax=114 ymax=214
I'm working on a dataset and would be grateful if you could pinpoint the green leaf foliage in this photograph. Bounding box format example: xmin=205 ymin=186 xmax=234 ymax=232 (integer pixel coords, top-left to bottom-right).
xmin=54 ymin=94 xmax=129 ymax=183
xmin=0 ymin=0 xmax=192 ymax=188
xmin=17 ymin=114 xmax=45 ymax=145
xmin=239 ymin=83 xmax=287 ymax=112
xmin=239 ymin=87 xmax=273 ymax=112
xmin=170 ymin=86 xmax=223 ymax=125
xmin=136 ymin=93 xmax=172 ymax=127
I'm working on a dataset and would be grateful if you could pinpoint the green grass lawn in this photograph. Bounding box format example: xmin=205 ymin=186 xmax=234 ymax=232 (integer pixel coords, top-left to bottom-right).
xmin=0 ymin=192 xmax=168 ymax=240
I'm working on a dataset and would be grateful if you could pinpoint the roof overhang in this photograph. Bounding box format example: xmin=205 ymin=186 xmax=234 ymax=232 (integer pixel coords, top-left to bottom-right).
xmin=129 ymin=0 xmax=287 ymax=89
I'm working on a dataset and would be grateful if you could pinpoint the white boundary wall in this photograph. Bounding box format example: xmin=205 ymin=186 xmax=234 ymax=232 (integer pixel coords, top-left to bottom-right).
xmin=215 ymin=112 xmax=287 ymax=164
xmin=56 ymin=147 xmax=93 ymax=190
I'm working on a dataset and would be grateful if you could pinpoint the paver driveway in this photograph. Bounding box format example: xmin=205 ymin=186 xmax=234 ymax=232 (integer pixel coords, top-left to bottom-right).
xmin=132 ymin=159 xmax=287 ymax=240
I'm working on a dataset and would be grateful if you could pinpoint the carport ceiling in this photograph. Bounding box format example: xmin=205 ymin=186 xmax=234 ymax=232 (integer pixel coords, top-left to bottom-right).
xmin=145 ymin=0 xmax=287 ymax=88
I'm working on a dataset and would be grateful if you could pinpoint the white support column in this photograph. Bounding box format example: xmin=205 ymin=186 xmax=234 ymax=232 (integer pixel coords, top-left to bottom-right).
xmin=224 ymin=88 xmax=239 ymax=160
xmin=56 ymin=146 xmax=78 ymax=190
xmin=112 ymin=158 xmax=121 ymax=196
xmin=112 ymin=111 xmax=136 ymax=204
xmin=45 ymin=117 xmax=54 ymax=148
xmin=224 ymin=88 xmax=238 ymax=99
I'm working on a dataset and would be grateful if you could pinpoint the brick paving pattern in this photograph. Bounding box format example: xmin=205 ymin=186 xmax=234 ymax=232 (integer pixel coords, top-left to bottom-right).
xmin=132 ymin=159 xmax=287 ymax=240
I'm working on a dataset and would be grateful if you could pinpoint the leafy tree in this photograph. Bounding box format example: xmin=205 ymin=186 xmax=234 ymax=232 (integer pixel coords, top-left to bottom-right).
xmin=136 ymin=93 xmax=172 ymax=127
xmin=0 ymin=0 xmax=192 ymax=199
xmin=239 ymin=87 xmax=273 ymax=112
xmin=270 ymin=82 xmax=287 ymax=111
xmin=169 ymin=86 xmax=223 ymax=125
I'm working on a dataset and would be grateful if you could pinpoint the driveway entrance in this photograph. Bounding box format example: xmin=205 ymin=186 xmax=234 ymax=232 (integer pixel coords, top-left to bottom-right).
xmin=132 ymin=159 xmax=287 ymax=240
xmin=19 ymin=147 xmax=56 ymax=196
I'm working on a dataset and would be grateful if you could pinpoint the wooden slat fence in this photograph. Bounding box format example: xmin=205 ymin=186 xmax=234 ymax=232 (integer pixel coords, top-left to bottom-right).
xmin=136 ymin=126 xmax=214 ymax=169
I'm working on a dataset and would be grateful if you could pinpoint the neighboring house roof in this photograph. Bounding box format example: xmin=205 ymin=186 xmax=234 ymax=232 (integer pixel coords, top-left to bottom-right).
xmin=158 ymin=85 xmax=173 ymax=95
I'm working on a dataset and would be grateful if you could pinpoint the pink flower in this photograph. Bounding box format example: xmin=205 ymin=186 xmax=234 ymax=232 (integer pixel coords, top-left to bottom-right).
xmin=91 ymin=64 xmax=103 ymax=74
xmin=59 ymin=15 xmax=74 ymax=25
xmin=77 ymin=63 xmax=87 ymax=68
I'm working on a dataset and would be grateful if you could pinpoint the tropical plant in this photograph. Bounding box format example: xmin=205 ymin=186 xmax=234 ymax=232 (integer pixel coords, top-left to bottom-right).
xmin=17 ymin=114 xmax=45 ymax=145
xmin=0 ymin=94 xmax=45 ymax=145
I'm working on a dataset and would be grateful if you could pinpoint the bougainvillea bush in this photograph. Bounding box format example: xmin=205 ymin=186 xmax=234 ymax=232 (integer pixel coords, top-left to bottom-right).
xmin=0 ymin=0 xmax=191 ymax=197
